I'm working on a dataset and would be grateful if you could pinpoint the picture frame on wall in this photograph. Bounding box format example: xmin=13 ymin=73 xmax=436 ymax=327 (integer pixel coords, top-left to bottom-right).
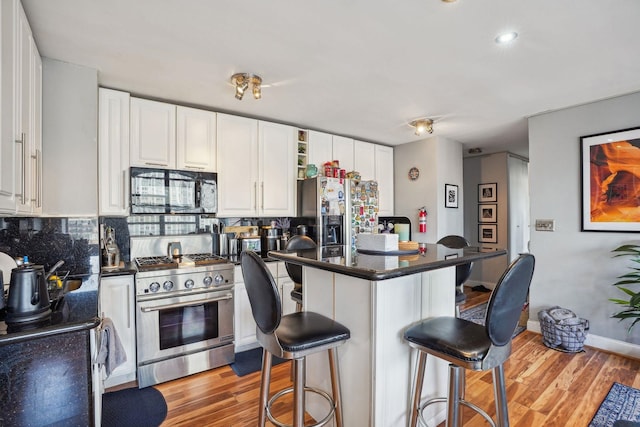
xmin=478 ymin=183 xmax=497 ymax=203
xmin=581 ymin=126 xmax=640 ymax=232
xmin=478 ymin=204 xmax=497 ymax=223
xmin=478 ymin=224 xmax=498 ymax=243
xmin=445 ymin=184 xmax=459 ymax=208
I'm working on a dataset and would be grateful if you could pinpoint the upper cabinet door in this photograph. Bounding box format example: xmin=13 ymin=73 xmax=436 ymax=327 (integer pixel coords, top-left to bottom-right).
xmin=375 ymin=145 xmax=394 ymax=216
xmin=308 ymin=130 xmax=333 ymax=169
xmin=176 ymin=106 xmax=216 ymax=172
xmin=258 ymin=121 xmax=296 ymax=216
xmin=98 ymin=89 xmax=130 ymax=216
xmin=354 ymin=140 xmax=375 ymax=180
xmin=216 ymin=113 xmax=259 ymax=216
xmin=130 ymin=98 xmax=176 ymax=169
xmin=332 ymin=135 xmax=354 ymax=172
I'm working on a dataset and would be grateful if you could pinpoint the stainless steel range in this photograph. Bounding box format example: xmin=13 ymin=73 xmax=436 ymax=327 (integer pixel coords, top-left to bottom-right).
xmin=131 ymin=235 xmax=234 ymax=388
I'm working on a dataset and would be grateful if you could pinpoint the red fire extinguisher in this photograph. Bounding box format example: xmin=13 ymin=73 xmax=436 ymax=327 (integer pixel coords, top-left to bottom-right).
xmin=418 ymin=207 xmax=427 ymax=233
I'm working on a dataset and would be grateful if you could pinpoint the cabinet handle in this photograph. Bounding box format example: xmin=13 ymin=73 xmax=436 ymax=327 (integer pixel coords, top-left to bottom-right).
xmin=36 ymin=149 xmax=41 ymax=208
xmin=126 ymin=288 xmax=130 ymax=328
xmin=122 ymin=169 xmax=127 ymax=210
xmin=15 ymin=134 xmax=26 ymax=204
xmin=261 ymin=182 xmax=264 ymax=210
xmin=183 ymin=165 xmax=205 ymax=170
xmin=254 ymin=182 xmax=257 ymax=210
xmin=144 ymin=162 xmax=168 ymax=167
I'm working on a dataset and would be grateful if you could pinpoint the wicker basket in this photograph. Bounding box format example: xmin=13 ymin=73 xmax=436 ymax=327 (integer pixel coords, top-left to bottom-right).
xmin=538 ymin=306 xmax=589 ymax=353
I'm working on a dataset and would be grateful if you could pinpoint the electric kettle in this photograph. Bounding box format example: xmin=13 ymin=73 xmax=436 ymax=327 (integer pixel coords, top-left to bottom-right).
xmin=5 ymin=264 xmax=51 ymax=324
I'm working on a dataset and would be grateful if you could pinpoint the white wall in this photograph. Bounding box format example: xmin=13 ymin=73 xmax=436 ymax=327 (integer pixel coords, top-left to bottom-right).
xmin=42 ymin=58 xmax=98 ymax=216
xmin=394 ymin=136 xmax=463 ymax=243
xmin=529 ymin=91 xmax=640 ymax=346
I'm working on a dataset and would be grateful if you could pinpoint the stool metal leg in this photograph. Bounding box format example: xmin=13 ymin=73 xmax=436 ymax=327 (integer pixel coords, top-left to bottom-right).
xmin=409 ymin=351 xmax=428 ymax=427
xmin=328 ymin=347 xmax=344 ymax=427
xmin=260 ymin=349 xmax=273 ymax=427
xmin=492 ymin=364 xmax=509 ymax=427
xmin=293 ymin=357 xmax=306 ymax=427
xmin=446 ymin=365 xmax=463 ymax=427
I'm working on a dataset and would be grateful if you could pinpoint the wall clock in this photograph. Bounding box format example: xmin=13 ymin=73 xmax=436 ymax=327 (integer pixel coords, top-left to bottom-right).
xmin=408 ymin=167 xmax=420 ymax=181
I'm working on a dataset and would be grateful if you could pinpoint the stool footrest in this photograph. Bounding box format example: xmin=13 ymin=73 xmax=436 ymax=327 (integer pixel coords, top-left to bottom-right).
xmin=417 ymin=396 xmax=496 ymax=427
xmin=266 ymin=385 xmax=336 ymax=427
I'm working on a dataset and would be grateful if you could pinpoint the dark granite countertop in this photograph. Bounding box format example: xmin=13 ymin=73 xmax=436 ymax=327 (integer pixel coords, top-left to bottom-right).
xmin=0 ymin=275 xmax=100 ymax=346
xmin=268 ymin=244 xmax=507 ymax=281
xmin=100 ymin=261 xmax=137 ymax=277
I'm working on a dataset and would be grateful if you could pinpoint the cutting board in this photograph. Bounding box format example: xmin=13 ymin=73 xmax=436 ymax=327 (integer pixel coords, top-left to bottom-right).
xmin=0 ymin=252 xmax=17 ymax=290
xmin=223 ymin=226 xmax=259 ymax=237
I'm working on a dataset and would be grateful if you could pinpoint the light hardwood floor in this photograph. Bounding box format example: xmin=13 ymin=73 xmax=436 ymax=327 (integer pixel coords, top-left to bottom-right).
xmin=151 ymin=288 xmax=640 ymax=426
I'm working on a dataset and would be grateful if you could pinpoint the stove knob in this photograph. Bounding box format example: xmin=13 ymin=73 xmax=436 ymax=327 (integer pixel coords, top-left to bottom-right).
xmin=149 ymin=282 xmax=160 ymax=293
xmin=203 ymin=276 xmax=213 ymax=287
xmin=214 ymin=274 xmax=224 ymax=285
xmin=185 ymin=279 xmax=195 ymax=289
xmin=163 ymin=280 xmax=174 ymax=291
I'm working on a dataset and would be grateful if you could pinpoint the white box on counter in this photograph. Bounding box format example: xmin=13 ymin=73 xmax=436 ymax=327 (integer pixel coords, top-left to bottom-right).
xmin=356 ymin=233 xmax=399 ymax=252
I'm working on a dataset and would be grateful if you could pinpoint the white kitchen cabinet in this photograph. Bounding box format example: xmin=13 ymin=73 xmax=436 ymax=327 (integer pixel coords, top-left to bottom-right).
xmin=176 ymin=106 xmax=216 ymax=172
xmin=98 ymin=88 xmax=130 ymax=216
xmin=130 ymin=98 xmax=176 ymax=169
xmin=354 ymin=140 xmax=375 ymax=180
xmin=307 ymin=130 xmax=333 ymax=171
xmin=258 ymin=121 xmax=296 ymax=216
xmin=332 ymin=135 xmax=354 ymax=172
xmin=217 ymin=114 xmax=295 ymax=217
xmin=375 ymin=144 xmax=394 ymax=216
xmin=99 ymin=275 xmax=137 ymax=388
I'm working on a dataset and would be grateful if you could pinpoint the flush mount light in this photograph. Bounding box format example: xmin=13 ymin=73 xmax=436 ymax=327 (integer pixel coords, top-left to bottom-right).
xmin=231 ymin=73 xmax=262 ymax=100
xmin=495 ymin=31 xmax=518 ymax=44
xmin=409 ymin=118 xmax=434 ymax=136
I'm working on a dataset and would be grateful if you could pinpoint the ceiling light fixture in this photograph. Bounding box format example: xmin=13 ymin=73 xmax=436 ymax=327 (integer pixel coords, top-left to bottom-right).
xmin=231 ymin=73 xmax=262 ymax=100
xmin=495 ymin=31 xmax=518 ymax=44
xmin=409 ymin=118 xmax=434 ymax=136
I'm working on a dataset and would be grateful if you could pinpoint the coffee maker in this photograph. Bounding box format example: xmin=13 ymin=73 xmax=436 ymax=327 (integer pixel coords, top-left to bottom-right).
xmin=5 ymin=264 xmax=51 ymax=324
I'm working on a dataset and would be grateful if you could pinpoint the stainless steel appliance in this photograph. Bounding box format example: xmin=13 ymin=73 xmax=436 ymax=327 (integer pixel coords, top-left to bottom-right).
xmin=5 ymin=264 xmax=51 ymax=324
xmin=297 ymin=176 xmax=346 ymax=257
xmin=131 ymin=235 xmax=234 ymax=388
xmin=130 ymin=167 xmax=217 ymax=214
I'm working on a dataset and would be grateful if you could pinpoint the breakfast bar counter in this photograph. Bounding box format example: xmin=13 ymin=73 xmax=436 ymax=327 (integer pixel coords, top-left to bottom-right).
xmin=268 ymin=244 xmax=506 ymax=427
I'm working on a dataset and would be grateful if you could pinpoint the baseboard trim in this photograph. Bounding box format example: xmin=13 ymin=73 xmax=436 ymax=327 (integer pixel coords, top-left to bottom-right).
xmin=526 ymin=320 xmax=640 ymax=360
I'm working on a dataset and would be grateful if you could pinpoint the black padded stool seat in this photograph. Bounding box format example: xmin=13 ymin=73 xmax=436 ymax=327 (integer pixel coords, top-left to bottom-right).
xmin=404 ymin=253 xmax=535 ymax=427
xmin=241 ymin=251 xmax=350 ymax=427
xmin=284 ymin=235 xmax=317 ymax=311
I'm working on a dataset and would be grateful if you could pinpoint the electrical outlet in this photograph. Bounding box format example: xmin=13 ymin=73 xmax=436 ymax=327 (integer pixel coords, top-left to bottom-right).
xmin=535 ymin=219 xmax=555 ymax=231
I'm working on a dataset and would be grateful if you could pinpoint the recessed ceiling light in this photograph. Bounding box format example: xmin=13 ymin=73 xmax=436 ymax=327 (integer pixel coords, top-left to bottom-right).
xmin=495 ymin=31 xmax=518 ymax=44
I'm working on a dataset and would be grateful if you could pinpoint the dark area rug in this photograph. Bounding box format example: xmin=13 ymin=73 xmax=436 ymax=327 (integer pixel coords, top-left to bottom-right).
xmin=590 ymin=382 xmax=640 ymax=427
xmin=102 ymin=386 xmax=167 ymax=427
xmin=459 ymin=302 xmax=525 ymax=338
xmin=231 ymin=347 xmax=288 ymax=377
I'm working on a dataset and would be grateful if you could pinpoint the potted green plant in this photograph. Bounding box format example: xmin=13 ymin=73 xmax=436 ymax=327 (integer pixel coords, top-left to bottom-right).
xmin=610 ymin=244 xmax=640 ymax=332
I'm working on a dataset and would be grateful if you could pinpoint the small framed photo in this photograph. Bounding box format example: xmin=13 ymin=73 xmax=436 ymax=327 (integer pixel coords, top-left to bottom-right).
xmin=444 ymin=184 xmax=459 ymax=208
xmin=478 ymin=183 xmax=497 ymax=203
xmin=478 ymin=204 xmax=497 ymax=223
xmin=478 ymin=224 xmax=498 ymax=243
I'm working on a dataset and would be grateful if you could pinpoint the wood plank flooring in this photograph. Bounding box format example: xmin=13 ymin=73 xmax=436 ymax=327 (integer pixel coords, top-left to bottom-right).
xmin=151 ymin=287 xmax=640 ymax=426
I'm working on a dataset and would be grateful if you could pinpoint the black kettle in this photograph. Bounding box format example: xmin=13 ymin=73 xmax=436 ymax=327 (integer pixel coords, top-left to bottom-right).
xmin=5 ymin=264 xmax=51 ymax=324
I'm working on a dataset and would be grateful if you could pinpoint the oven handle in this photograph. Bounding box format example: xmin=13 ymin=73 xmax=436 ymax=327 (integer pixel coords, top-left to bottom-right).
xmin=140 ymin=293 xmax=233 ymax=312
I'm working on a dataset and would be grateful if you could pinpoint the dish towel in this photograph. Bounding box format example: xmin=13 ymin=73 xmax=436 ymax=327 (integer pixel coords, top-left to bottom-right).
xmin=96 ymin=317 xmax=127 ymax=377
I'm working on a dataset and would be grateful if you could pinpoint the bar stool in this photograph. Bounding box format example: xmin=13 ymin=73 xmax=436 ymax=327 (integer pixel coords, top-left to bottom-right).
xmin=437 ymin=235 xmax=473 ymax=316
xmin=404 ymin=253 xmax=535 ymax=427
xmin=240 ymin=251 xmax=350 ymax=427
xmin=284 ymin=235 xmax=317 ymax=312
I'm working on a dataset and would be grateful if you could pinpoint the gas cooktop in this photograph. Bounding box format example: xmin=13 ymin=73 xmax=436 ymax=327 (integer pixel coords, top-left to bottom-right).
xmin=134 ymin=253 xmax=229 ymax=272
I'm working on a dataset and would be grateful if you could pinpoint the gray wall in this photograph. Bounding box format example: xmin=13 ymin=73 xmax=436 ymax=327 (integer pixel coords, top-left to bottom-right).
xmin=529 ymin=91 xmax=640 ymax=346
xmin=394 ymin=136 xmax=463 ymax=243
xmin=42 ymin=58 xmax=98 ymax=216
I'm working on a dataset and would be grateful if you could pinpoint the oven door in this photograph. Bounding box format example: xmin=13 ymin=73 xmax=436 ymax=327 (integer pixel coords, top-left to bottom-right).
xmin=136 ymin=288 xmax=234 ymax=364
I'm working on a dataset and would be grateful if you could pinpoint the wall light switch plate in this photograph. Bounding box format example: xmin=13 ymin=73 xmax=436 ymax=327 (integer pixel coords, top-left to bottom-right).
xmin=535 ymin=219 xmax=555 ymax=231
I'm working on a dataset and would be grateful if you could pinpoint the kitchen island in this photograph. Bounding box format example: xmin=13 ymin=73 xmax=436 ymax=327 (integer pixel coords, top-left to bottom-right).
xmin=269 ymin=243 xmax=506 ymax=427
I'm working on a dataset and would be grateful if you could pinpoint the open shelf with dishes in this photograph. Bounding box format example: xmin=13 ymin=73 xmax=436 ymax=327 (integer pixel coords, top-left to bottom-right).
xmin=297 ymin=129 xmax=308 ymax=180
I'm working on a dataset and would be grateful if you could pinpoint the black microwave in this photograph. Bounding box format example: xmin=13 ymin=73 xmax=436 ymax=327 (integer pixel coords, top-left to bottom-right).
xmin=130 ymin=167 xmax=218 ymax=214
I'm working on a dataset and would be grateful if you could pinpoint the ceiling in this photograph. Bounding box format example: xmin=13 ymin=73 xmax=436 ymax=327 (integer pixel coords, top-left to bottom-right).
xmin=21 ymin=0 xmax=640 ymax=158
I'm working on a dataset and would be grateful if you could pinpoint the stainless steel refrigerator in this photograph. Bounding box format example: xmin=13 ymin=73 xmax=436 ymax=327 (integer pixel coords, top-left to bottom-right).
xmin=297 ymin=176 xmax=346 ymax=256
